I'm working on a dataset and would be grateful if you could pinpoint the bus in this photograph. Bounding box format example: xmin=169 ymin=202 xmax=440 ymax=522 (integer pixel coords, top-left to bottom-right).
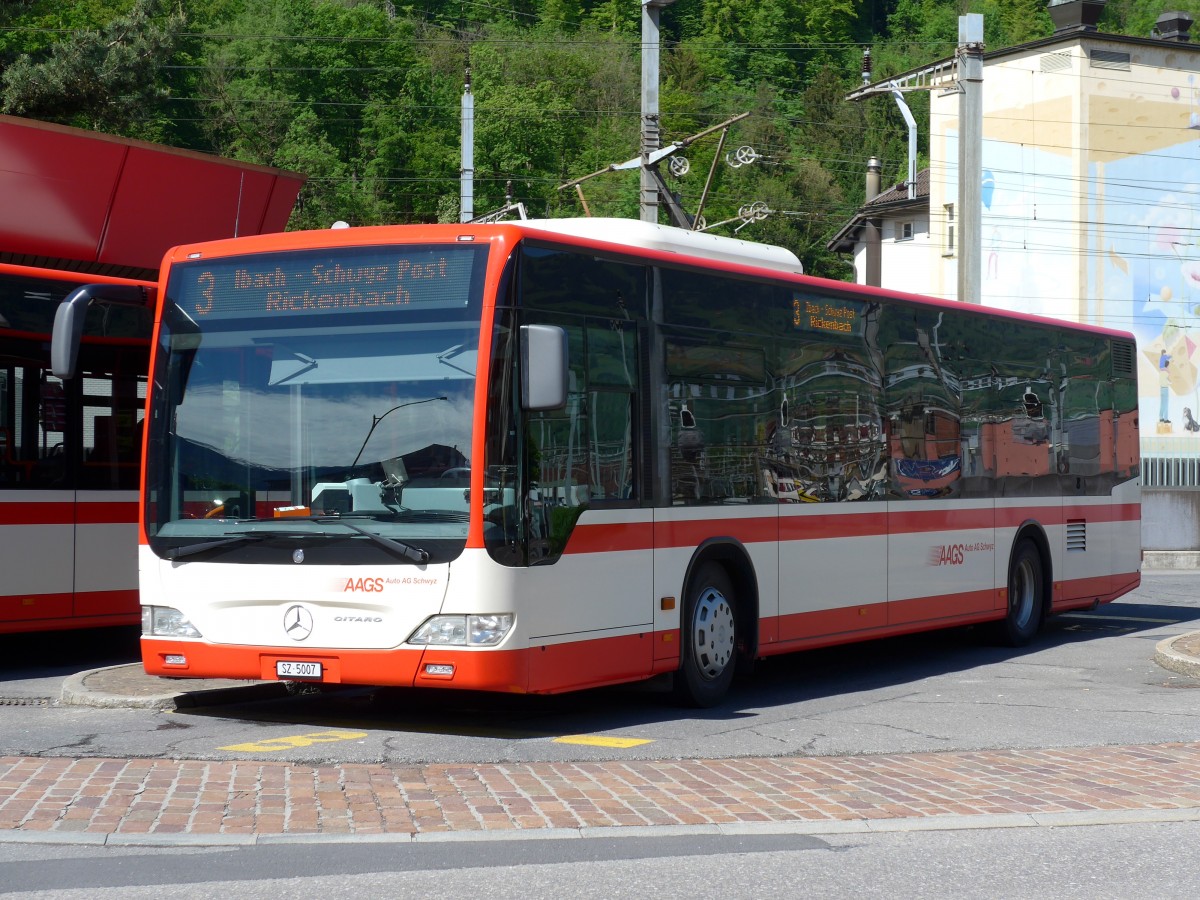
xmin=2 ymin=262 xmax=152 ymax=633
xmin=54 ymin=218 xmax=1141 ymax=705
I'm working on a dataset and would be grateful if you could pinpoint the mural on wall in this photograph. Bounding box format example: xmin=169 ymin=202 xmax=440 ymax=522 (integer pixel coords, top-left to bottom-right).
xmin=977 ymin=144 xmax=1081 ymax=323
xmin=1089 ymin=141 xmax=1200 ymax=442
xmin=976 ymin=78 xmax=1200 ymax=447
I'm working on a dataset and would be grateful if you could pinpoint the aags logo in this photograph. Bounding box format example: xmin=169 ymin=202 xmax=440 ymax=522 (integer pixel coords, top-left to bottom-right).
xmin=929 ymin=544 xmax=966 ymax=567
xmin=343 ymin=577 xmax=385 ymax=592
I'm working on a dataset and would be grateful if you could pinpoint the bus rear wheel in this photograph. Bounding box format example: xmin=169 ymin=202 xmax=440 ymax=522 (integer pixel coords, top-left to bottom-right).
xmin=1000 ymin=538 xmax=1045 ymax=646
xmin=673 ymin=562 xmax=737 ymax=707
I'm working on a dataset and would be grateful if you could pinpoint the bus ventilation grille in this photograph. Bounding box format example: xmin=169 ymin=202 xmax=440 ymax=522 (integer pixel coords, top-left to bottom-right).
xmin=1111 ymin=341 xmax=1135 ymax=377
xmin=1066 ymin=520 xmax=1087 ymax=552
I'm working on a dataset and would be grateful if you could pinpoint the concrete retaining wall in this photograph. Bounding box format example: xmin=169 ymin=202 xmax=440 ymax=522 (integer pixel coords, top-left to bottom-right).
xmin=1143 ymin=488 xmax=1200 ymax=551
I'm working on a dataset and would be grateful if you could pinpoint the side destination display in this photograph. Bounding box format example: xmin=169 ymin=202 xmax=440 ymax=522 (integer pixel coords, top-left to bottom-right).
xmin=793 ymin=293 xmax=864 ymax=336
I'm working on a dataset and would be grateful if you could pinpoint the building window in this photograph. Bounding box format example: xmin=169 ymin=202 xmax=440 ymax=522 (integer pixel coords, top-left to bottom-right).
xmin=944 ymin=204 xmax=955 ymax=257
xmin=898 ymin=221 xmax=914 ymax=241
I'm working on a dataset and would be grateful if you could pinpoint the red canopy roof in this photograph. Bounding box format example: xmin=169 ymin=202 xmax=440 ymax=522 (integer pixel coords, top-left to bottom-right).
xmin=0 ymin=115 xmax=305 ymax=279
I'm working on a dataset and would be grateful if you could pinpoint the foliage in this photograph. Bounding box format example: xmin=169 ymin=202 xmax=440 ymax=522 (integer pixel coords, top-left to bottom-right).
xmin=0 ymin=0 xmax=183 ymax=138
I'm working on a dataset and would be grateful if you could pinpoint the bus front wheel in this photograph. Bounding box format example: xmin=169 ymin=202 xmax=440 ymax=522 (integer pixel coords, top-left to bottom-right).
xmin=673 ymin=562 xmax=737 ymax=707
xmin=1000 ymin=539 xmax=1045 ymax=646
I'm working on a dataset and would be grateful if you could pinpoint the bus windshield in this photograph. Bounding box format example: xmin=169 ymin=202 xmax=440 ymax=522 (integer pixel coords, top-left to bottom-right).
xmin=144 ymin=243 xmax=489 ymax=563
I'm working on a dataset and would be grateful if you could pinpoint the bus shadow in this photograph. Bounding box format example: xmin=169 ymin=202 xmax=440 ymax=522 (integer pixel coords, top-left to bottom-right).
xmin=174 ymin=598 xmax=1200 ymax=743
xmin=0 ymin=627 xmax=140 ymax=681
xmin=734 ymin=599 xmax=1200 ymax=713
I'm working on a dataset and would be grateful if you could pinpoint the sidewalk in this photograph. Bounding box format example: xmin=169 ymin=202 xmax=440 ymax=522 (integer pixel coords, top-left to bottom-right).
xmin=0 ymin=628 xmax=1195 ymax=845
xmin=2 ymin=743 xmax=1199 ymax=844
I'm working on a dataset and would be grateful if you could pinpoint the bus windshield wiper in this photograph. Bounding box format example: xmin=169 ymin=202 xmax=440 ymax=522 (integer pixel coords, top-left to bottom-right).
xmin=165 ymin=533 xmax=268 ymax=560
xmin=313 ymin=516 xmax=430 ymax=562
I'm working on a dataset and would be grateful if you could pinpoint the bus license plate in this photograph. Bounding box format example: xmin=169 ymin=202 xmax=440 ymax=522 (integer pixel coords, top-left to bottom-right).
xmin=276 ymin=660 xmax=322 ymax=680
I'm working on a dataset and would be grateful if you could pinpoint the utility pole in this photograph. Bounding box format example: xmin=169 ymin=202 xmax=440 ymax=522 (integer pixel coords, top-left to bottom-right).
xmin=640 ymin=0 xmax=676 ymax=223
xmin=864 ymin=157 xmax=882 ymax=287
xmin=460 ymin=68 xmax=474 ymax=223
xmin=846 ymin=18 xmax=984 ymax=304
xmin=957 ymin=14 xmax=984 ymax=304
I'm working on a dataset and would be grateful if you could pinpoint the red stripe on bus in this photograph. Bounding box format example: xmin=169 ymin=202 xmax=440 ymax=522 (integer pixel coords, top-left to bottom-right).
xmin=0 ymin=589 xmax=138 ymax=629
xmin=561 ymin=501 xmax=1140 ymax=555
xmin=74 ymin=502 xmax=138 ymax=525
xmin=0 ymin=501 xmax=136 ymax=526
xmin=1060 ymin=503 xmax=1140 ymax=523
xmin=779 ymin=513 xmax=882 ymax=541
xmin=653 ymin=516 xmax=779 ymax=548
xmin=888 ymin=507 xmax=996 ymax=533
xmin=0 ymin=591 xmax=73 ymax=622
xmin=0 ymin=503 xmax=75 ymax=526
xmin=994 ymin=503 xmax=1142 ymax=529
xmin=564 ymin=521 xmax=654 ymax=554
xmin=73 ymin=589 xmax=139 ymax=618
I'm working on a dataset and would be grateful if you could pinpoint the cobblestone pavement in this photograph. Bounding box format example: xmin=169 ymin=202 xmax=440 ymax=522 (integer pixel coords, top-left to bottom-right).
xmin=2 ymin=742 xmax=1199 ymax=841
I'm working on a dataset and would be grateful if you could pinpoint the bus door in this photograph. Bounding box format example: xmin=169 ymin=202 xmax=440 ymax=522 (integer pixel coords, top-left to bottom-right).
xmin=0 ymin=354 xmax=75 ymax=623
xmin=887 ymin=401 xmax=995 ymax=624
xmin=522 ymin=314 xmax=655 ymax=689
xmin=72 ymin=345 xmax=144 ymax=619
xmin=775 ymin=391 xmax=888 ymax=642
xmin=1058 ymin=374 xmax=1117 ymax=601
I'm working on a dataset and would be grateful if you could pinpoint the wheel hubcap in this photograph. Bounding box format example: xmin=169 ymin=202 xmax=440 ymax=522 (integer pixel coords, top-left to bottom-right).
xmin=1011 ymin=558 xmax=1036 ymax=630
xmin=691 ymin=587 xmax=735 ymax=680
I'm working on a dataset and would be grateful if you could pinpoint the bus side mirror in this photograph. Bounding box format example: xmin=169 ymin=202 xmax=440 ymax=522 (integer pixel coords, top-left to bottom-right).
xmin=52 ymin=284 xmax=151 ymax=379
xmin=520 ymin=324 xmax=568 ymax=411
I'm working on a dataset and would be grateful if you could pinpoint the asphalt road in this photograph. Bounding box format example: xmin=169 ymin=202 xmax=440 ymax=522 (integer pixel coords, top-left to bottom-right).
xmin=3 ymin=820 xmax=1198 ymax=899
xmin=1 ymin=571 xmax=1198 ymax=766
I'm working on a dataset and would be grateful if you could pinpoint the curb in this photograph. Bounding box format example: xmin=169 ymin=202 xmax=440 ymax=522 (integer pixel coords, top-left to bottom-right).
xmin=59 ymin=664 xmax=290 ymax=710
xmin=3 ymin=806 xmax=1199 ymax=847
xmin=1154 ymin=633 xmax=1200 ymax=679
xmin=1142 ymin=551 xmax=1200 ymax=570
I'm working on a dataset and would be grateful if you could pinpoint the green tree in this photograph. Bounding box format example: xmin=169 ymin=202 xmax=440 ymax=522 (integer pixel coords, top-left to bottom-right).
xmin=0 ymin=0 xmax=137 ymax=60
xmin=193 ymin=0 xmax=420 ymax=223
xmin=541 ymin=0 xmax=582 ymax=30
xmin=0 ymin=0 xmax=184 ymax=137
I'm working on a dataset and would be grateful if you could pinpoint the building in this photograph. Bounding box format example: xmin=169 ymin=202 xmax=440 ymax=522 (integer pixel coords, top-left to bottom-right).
xmin=830 ymin=2 xmax=1200 ymax=550
xmin=828 ymin=164 xmax=934 ymax=294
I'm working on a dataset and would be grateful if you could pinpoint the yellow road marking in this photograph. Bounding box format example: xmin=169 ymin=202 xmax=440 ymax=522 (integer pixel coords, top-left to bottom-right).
xmin=553 ymin=734 xmax=653 ymax=748
xmin=219 ymin=729 xmax=368 ymax=753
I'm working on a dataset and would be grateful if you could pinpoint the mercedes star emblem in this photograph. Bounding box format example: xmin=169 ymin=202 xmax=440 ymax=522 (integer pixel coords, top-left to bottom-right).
xmin=284 ymin=604 xmax=314 ymax=641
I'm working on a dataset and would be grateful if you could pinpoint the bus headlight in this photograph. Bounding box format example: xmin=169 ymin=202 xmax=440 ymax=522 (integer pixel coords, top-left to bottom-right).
xmin=408 ymin=614 xmax=513 ymax=646
xmin=142 ymin=605 xmax=203 ymax=639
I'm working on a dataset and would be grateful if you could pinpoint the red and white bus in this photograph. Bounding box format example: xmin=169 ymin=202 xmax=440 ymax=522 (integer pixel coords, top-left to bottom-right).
xmin=2 ymin=263 xmax=152 ymax=632
xmin=56 ymin=219 xmax=1140 ymax=705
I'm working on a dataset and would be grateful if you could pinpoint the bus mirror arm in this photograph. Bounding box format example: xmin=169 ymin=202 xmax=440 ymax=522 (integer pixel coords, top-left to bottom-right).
xmin=520 ymin=324 xmax=568 ymax=411
xmin=51 ymin=284 xmax=151 ymax=379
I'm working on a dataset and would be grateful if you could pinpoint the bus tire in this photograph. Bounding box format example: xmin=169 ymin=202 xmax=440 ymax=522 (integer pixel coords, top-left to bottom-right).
xmin=673 ymin=562 xmax=738 ymax=708
xmin=1000 ymin=538 xmax=1045 ymax=646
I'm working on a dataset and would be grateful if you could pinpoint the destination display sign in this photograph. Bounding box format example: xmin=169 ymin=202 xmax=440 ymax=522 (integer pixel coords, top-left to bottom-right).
xmin=171 ymin=244 xmax=484 ymax=321
xmin=792 ymin=293 xmax=864 ymax=337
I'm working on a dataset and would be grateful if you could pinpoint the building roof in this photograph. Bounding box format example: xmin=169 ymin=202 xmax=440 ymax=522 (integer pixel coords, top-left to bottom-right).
xmin=0 ymin=115 xmax=305 ymax=280
xmin=847 ymin=13 xmax=1200 ymax=106
xmin=827 ymin=168 xmax=930 ymax=254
